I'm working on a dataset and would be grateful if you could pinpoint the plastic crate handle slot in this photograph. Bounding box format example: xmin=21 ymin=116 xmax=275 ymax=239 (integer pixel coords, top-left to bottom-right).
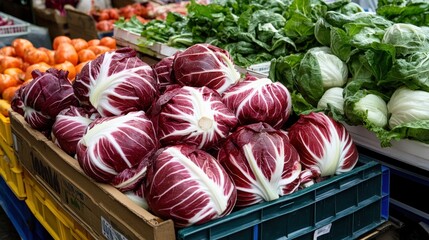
xmin=278 ymin=201 xmax=294 ymax=209
xmin=314 ymin=223 xmax=332 ymax=239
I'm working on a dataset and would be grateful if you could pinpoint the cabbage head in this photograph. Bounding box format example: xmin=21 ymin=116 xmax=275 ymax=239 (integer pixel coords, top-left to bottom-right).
xmin=382 ymin=23 xmax=429 ymax=56
xmin=296 ymin=47 xmax=348 ymax=105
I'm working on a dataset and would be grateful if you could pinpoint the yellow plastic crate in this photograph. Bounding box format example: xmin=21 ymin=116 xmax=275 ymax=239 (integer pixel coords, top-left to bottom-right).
xmin=0 ymin=135 xmax=19 ymax=169
xmin=0 ymin=148 xmax=6 ymax=180
xmin=0 ymin=114 xmax=13 ymax=146
xmin=23 ymin=171 xmax=94 ymax=240
xmin=0 ymin=146 xmax=25 ymax=200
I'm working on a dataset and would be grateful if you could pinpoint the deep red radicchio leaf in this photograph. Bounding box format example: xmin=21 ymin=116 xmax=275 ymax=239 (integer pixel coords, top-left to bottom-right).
xmin=218 ymin=122 xmax=302 ymax=207
xmin=173 ymin=44 xmax=241 ymax=94
xmin=288 ymin=112 xmax=359 ymax=177
xmin=19 ymin=69 xmax=79 ymax=131
xmin=73 ymin=47 xmax=158 ymax=117
xmin=156 ymin=86 xmax=238 ymax=150
xmin=51 ymin=106 xmax=100 ymax=156
xmin=222 ymin=77 xmax=292 ymax=129
xmin=153 ymin=53 xmax=176 ymax=93
xmin=76 ymin=111 xmax=158 ymax=192
xmin=144 ymin=145 xmax=237 ymax=228
xmin=11 ymin=80 xmax=31 ymax=116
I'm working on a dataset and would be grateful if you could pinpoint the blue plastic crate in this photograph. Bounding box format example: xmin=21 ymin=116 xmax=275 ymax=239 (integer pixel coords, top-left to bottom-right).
xmin=177 ymin=154 xmax=389 ymax=240
xmin=0 ymin=177 xmax=52 ymax=240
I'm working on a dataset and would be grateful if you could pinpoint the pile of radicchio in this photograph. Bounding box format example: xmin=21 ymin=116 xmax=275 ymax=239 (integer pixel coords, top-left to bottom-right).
xmin=11 ymin=44 xmax=359 ymax=228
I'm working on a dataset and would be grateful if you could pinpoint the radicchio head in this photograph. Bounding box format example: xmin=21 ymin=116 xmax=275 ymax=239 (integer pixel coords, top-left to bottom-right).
xmin=76 ymin=111 xmax=158 ymax=191
xmin=73 ymin=47 xmax=158 ymax=117
xmin=156 ymin=86 xmax=238 ymax=150
xmin=222 ymin=77 xmax=292 ymax=129
xmin=218 ymin=122 xmax=301 ymax=207
xmin=173 ymin=44 xmax=241 ymax=94
xmin=144 ymin=144 xmax=237 ymax=228
xmin=288 ymin=112 xmax=359 ymax=177
xmin=19 ymin=69 xmax=78 ymax=131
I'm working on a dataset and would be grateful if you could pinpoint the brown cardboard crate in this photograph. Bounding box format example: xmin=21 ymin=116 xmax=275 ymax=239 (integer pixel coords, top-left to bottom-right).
xmin=64 ymin=5 xmax=112 ymax=41
xmin=10 ymin=111 xmax=175 ymax=240
xmin=33 ymin=7 xmax=69 ymax=39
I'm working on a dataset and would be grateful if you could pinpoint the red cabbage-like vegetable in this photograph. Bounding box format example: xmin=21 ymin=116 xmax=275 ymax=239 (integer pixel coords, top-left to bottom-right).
xmin=173 ymin=44 xmax=241 ymax=94
xmin=155 ymin=86 xmax=238 ymax=150
xmin=19 ymin=69 xmax=78 ymax=131
xmin=288 ymin=112 xmax=359 ymax=177
xmin=52 ymin=106 xmax=100 ymax=156
xmin=76 ymin=111 xmax=158 ymax=191
xmin=222 ymin=77 xmax=292 ymax=129
xmin=218 ymin=122 xmax=301 ymax=207
xmin=144 ymin=144 xmax=237 ymax=228
xmin=73 ymin=47 xmax=158 ymax=117
xmin=153 ymin=54 xmax=176 ymax=93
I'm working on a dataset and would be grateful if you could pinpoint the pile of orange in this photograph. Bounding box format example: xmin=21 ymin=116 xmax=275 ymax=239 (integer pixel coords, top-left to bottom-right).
xmin=0 ymin=35 xmax=117 ymax=116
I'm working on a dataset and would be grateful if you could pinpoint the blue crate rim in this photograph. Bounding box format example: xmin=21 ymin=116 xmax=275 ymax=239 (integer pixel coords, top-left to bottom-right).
xmin=177 ymin=154 xmax=381 ymax=235
xmin=0 ymin=176 xmax=52 ymax=239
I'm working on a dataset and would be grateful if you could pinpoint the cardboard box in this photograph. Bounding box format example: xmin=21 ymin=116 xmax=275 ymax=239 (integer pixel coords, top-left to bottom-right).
xmin=64 ymin=5 xmax=113 ymax=41
xmin=33 ymin=7 xmax=69 ymax=39
xmin=10 ymin=111 xmax=175 ymax=240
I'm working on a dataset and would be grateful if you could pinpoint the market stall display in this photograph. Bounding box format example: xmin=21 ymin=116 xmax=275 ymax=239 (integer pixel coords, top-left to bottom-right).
xmin=1 ymin=38 xmax=387 ymax=240
xmin=5 ymin=0 xmax=429 ymax=239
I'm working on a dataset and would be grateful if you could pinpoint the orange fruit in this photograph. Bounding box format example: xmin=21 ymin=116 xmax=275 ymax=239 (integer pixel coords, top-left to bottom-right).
xmin=54 ymin=61 xmax=76 ymax=81
xmin=99 ymin=36 xmax=116 ymax=49
xmin=75 ymin=60 xmax=89 ymax=75
xmin=54 ymin=43 xmax=78 ymax=66
xmin=11 ymin=38 xmax=34 ymax=58
xmin=39 ymin=47 xmax=56 ymax=65
xmin=53 ymin=36 xmax=72 ymax=50
xmin=0 ymin=73 xmax=20 ymax=94
xmin=24 ymin=48 xmax=50 ymax=65
xmin=87 ymin=45 xmax=111 ymax=55
xmin=24 ymin=62 xmax=51 ymax=81
xmin=0 ymin=46 xmax=16 ymax=57
xmin=87 ymin=39 xmax=100 ymax=47
xmin=3 ymin=68 xmax=24 ymax=81
xmin=77 ymin=49 xmax=96 ymax=63
xmin=2 ymin=85 xmax=20 ymax=102
xmin=71 ymin=38 xmax=89 ymax=52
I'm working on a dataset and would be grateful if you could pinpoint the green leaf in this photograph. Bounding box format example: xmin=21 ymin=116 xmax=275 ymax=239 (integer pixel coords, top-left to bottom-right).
xmin=384 ymin=51 xmax=429 ymax=91
xmin=314 ymin=18 xmax=332 ymax=46
xmin=330 ymin=27 xmax=353 ymax=62
xmin=377 ymin=1 xmax=429 ymax=26
xmin=291 ymin=91 xmax=316 ymax=115
xmin=382 ymin=120 xmax=429 ymax=147
xmin=284 ymin=0 xmax=327 ymax=43
xmin=348 ymin=52 xmax=374 ymax=82
xmin=269 ymin=53 xmax=304 ymax=90
xmin=363 ymin=43 xmax=396 ymax=82
xmin=295 ymin=50 xmax=325 ymax=105
xmin=338 ymin=2 xmax=364 ymax=15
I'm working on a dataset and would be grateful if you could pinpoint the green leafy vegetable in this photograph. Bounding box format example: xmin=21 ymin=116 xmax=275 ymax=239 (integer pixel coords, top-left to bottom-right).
xmin=317 ymin=87 xmax=345 ymax=114
xmin=377 ymin=0 xmax=429 ymax=26
xmin=296 ymin=47 xmax=348 ymax=105
xmin=382 ymin=23 xmax=429 ymax=56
